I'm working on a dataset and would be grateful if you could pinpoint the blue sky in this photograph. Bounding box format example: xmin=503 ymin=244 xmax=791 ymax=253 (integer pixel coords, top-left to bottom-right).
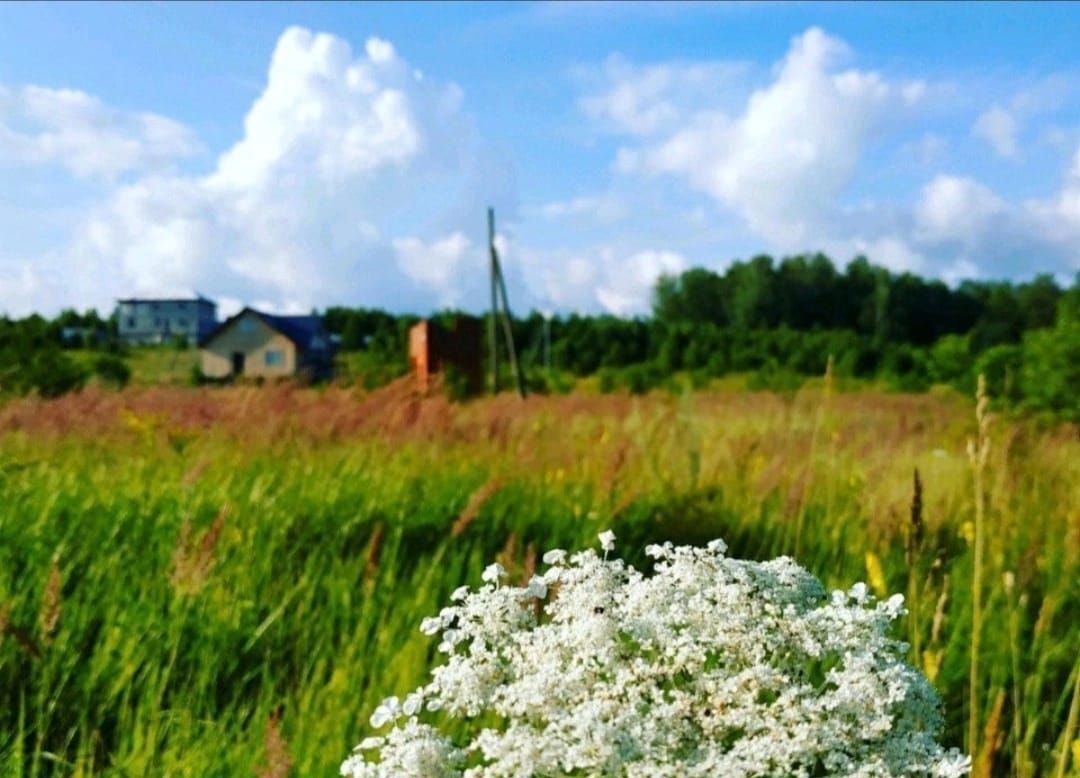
xmin=1 ymin=1 xmax=1078 ymax=317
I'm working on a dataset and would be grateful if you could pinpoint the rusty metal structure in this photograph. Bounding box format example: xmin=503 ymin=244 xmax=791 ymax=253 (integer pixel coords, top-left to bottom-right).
xmin=408 ymin=317 xmax=484 ymax=395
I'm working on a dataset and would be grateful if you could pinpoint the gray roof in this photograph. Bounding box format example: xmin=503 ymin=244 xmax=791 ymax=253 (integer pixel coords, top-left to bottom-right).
xmin=199 ymin=307 xmax=325 ymax=350
xmin=117 ymin=295 xmax=216 ymax=305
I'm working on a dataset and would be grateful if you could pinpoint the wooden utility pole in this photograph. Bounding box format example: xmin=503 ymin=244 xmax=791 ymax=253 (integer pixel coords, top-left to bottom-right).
xmin=487 ymin=208 xmax=526 ymax=398
xmin=488 ymin=208 xmax=499 ymax=394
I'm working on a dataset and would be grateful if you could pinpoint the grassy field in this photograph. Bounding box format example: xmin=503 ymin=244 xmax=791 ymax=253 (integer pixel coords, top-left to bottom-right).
xmin=0 ymin=382 xmax=1076 ymax=776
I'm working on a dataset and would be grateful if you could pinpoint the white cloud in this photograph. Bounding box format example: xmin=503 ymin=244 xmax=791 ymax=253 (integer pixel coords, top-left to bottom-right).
xmin=906 ymin=159 xmax=1080 ymax=278
xmin=12 ymin=26 xmax=505 ymax=315
xmin=539 ymin=193 xmax=628 ymax=223
xmin=583 ymin=29 xmax=1079 ymax=283
xmin=942 ymin=258 xmax=980 ymax=287
xmin=6 ymin=23 xmax=1078 ymax=319
xmin=578 ymin=54 xmax=749 ymax=137
xmin=511 ymin=242 xmax=686 ymax=315
xmin=393 ymin=232 xmax=478 ymax=305
xmin=915 ymin=175 xmax=1005 ymax=246
xmin=609 ymin=28 xmax=909 ymax=249
xmin=972 ymin=105 xmax=1019 ymax=158
xmin=365 ymin=37 xmax=397 ymax=65
xmin=0 ymin=85 xmax=199 ymax=181
xmin=1027 ymin=147 xmax=1080 ymax=247
xmin=849 ymin=236 xmax=926 ymax=274
xmin=0 ymin=262 xmax=47 ymax=317
xmin=596 ymin=249 xmax=687 ymax=315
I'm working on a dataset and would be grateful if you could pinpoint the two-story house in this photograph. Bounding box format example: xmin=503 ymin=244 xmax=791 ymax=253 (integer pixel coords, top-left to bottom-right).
xmin=115 ymin=297 xmax=218 ymax=345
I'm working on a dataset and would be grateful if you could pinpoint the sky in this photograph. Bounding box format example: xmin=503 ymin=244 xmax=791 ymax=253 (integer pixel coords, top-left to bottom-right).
xmin=1 ymin=1 xmax=1078 ymax=319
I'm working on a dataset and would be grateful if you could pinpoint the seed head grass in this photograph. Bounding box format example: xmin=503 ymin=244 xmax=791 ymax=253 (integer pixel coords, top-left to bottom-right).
xmin=0 ymin=383 xmax=1075 ymax=774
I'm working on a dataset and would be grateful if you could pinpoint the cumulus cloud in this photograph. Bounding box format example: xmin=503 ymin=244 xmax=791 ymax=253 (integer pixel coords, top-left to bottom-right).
xmin=6 ymin=23 xmax=1078 ymax=319
xmin=907 ymin=158 xmax=1080 ymax=277
xmin=848 ymin=236 xmax=926 ymax=274
xmin=578 ymin=54 xmax=750 ymax=136
xmin=1027 ymin=147 xmax=1080 ymax=248
xmin=607 ymin=28 xmax=917 ymax=250
xmin=0 ymin=85 xmax=199 ymax=180
xmin=393 ymin=232 xmax=480 ymax=305
xmin=6 ymin=26 xmax=510 ymax=316
xmin=972 ymin=105 xmax=1019 ymax=158
xmin=581 ymin=27 xmax=1079 ymax=284
xmin=0 ymin=262 xmax=48 ymax=318
xmin=596 ymin=249 xmax=687 ymax=315
xmin=915 ymin=175 xmax=1006 ymax=246
xmin=511 ymin=242 xmax=686 ymax=315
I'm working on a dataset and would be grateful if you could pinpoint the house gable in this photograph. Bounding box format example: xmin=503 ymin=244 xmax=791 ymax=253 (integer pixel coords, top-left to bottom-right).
xmin=199 ymin=309 xmax=297 ymax=379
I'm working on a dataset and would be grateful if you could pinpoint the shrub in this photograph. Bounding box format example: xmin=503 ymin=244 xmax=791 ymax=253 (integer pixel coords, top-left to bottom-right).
xmin=24 ymin=348 xmax=88 ymax=397
xmin=1019 ymin=321 xmax=1079 ymax=419
xmin=93 ymin=354 xmax=131 ymax=389
xmin=342 ymin=536 xmax=969 ymax=777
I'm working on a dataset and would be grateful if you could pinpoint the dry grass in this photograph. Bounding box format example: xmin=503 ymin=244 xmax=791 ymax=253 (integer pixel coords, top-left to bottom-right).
xmin=0 ymin=381 xmax=1075 ymax=774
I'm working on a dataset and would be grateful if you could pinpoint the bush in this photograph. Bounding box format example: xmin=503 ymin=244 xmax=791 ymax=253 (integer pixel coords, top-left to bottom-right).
xmin=623 ymin=362 xmax=662 ymax=395
xmin=443 ymin=364 xmax=474 ymax=402
xmin=1020 ymin=322 xmax=1080 ymax=419
xmin=596 ymin=367 xmax=618 ymax=394
xmin=973 ymin=344 xmax=1022 ymax=403
xmin=93 ymin=354 xmax=131 ymax=389
xmin=23 ymin=348 xmax=88 ymax=397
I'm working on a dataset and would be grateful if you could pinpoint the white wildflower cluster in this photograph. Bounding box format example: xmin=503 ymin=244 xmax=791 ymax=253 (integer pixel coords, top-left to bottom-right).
xmin=342 ymin=534 xmax=970 ymax=777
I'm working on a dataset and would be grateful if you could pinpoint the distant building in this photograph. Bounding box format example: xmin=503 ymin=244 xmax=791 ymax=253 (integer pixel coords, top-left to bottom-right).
xmin=60 ymin=326 xmax=108 ymax=347
xmin=408 ymin=317 xmax=483 ymax=394
xmin=199 ymin=307 xmax=332 ymax=381
xmin=116 ymin=297 xmax=217 ymax=345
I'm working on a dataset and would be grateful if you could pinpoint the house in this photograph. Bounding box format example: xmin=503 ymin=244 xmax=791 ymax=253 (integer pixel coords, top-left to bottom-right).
xmin=408 ymin=317 xmax=483 ymax=394
xmin=116 ymin=296 xmax=217 ymax=345
xmin=199 ymin=307 xmax=332 ymax=381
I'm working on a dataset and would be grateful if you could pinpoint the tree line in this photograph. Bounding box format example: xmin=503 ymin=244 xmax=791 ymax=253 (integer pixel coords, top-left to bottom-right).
xmin=325 ymin=254 xmax=1077 ymax=417
xmin=1 ymin=254 xmax=1076 ymax=417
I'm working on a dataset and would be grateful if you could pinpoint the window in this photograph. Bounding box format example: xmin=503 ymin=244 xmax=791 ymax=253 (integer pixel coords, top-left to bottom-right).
xmin=239 ymin=318 xmax=255 ymax=334
xmin=177 ymin=318 xmax=187 ymax=327
xmin=264 ymin=350 xmax=283 ymax=367
xmin=127 ymin=317 xmax=135 ymax=328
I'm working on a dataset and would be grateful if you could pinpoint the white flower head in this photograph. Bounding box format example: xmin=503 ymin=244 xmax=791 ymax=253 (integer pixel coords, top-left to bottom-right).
xmin=368 ymin=696 xmax=401 ymax=729
xmin=541 ymin=548 xmax=567 ymax=565
xmin=481 ymin=562 xmax=506 ymax=584
xmin=344 ymin=539 xmax=969 ymax=777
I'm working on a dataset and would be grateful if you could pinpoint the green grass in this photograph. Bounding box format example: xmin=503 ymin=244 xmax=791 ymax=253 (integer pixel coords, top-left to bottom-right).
xmin=0 ymin=386 xmax=1076 ymax=775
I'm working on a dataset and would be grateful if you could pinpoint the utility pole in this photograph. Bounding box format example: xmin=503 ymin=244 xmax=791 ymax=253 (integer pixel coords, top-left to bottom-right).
xmin=542 ymin=311 xmax=552 ymax=374
xmin=488 ymin=208 xmax=499 ymax=394
xmin=487 ymin=208 xmax=526 ymax=398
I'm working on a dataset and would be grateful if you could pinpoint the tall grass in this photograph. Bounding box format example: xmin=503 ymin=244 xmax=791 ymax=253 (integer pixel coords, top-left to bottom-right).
xmin=0 ymin=384 xmax=1076 ymax=775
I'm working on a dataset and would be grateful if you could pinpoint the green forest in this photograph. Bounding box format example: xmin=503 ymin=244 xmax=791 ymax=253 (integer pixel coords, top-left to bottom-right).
xmin=2 ymin=254 xmax=1078 ymax=418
